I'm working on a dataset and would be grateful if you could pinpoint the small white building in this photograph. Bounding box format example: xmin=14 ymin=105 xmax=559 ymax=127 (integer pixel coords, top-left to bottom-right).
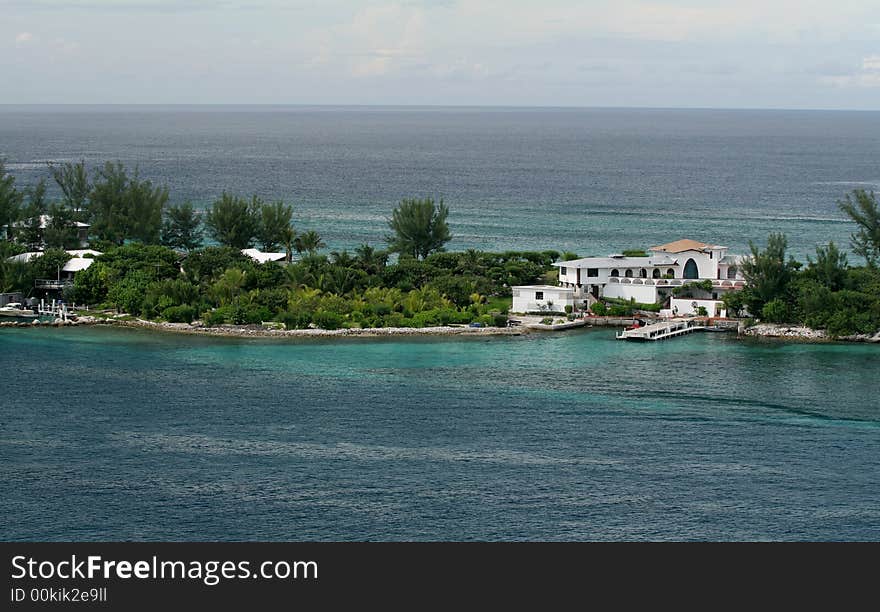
xmin=669 ymin=298 xmax=727 ymax=318
xmin=511 ymin=285 xmax=576 ymax=314
xmin=241 ymin=248 xmax=289 ymax=264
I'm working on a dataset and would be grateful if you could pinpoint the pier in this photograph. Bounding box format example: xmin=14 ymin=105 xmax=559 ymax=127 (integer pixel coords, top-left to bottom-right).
xmin=616 ymin=318 xmax=705 ymax=341
xmin=37 ymin=298 xmax=71 ymax=322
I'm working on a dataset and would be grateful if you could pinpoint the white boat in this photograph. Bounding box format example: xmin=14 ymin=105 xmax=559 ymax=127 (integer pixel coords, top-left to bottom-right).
xmin=0 ymin=303 xmax=38 ymax=319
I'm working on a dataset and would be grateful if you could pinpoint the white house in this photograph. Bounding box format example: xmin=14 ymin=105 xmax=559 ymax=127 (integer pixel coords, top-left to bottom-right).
xmin=7 ymin=249 xmax=102 ymax=292
xmin=554 ymin=239 xmax=746 ymax=305
xmin=511 ymin=285 xmax=576 ymax=314
xmin=241 ymin=248 xmax=288 ymax=264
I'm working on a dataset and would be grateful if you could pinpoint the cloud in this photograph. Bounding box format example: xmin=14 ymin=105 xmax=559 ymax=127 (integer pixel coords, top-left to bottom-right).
xmin=863 ymin=55 xmax=880 ymax=71
xmin=820 ymin=56 xmax=880 ymax=88
xmin=15 ymin=31 xmax=33 ymax=45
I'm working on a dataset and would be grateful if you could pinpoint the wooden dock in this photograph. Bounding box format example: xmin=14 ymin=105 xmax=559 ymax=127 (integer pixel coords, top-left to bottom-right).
xmin=616 ymin=319 xmax=705 ymax=341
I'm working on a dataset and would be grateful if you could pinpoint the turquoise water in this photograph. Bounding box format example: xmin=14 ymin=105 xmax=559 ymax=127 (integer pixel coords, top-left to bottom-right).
xmin=1 ymin=326 xmax=878 ymax=541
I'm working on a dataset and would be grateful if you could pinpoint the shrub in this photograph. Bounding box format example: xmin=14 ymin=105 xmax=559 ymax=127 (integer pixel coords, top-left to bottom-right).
xmin=279 ymin=310 xmax=312 ymax=330
xmin=696 ymin=306 xmax=708 ymax=317
xmin=492 ymin=313 xmax=509 ymax=327
xmin=540 ymin=317 xmax=554 ymax=325
xmin=203 ymin=307 xmax=231 ymax=326
xmin=761 ymin=298 xmax=790 ymax=323
xmin=312 ymin=310 xmax=344 ymax=329
xmin=564 ymin=304 xmax=573 ymax=314
xmin=162 ymin=305 xmax=196 ymax=323
xmin=590 ymin=301 xmax=607 ymax=316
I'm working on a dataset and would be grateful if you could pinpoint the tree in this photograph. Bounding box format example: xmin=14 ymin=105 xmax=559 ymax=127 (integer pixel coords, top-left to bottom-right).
xmin=205 ymin=193 xmax=259 ymax=249
xmin=44 ymin=202 xmax=81 ymax=249
xmin=741 ymin=233 xmax=798 ymax=314
xmin=0 ymin=159 xmax=24 ymax=232
xmin=806 ymin=241 xmax=848 ymax=291
xmin=281 ymin=226 xmax=297 ymax=263
xmin=161 ymin=202 xmax=203 ymax=251
xmin=354 ymin=243 xmax=388 ymax=275
xmin=18 ymin=179 xmax=49 ymax=248
xmin=838 ymin=189 xmax=880 ymax=267
xmin=49 ymin=160 xmax=91 ymax=215
xmin=255 ymin=200 xmax=293 ymax=251
xmin=386 ymin=197 xmax=452 ymax=260
xmin=89 ymin=162 xmax=167 ymax=245
xmin=293 ymin=229 xmax=325 ymax=254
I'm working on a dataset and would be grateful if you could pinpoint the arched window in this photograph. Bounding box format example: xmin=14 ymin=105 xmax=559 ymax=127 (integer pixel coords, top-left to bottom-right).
xmin=727 ymin=266 xmax=738 ymax=279
xmin=652 ymin=269 xmax=661 ymax=279
xmin=639 ymin=268 xmax=647 ymax=278
xmin=610 ymin=269 xmax=619 ymax=277
xmin=683 ymin=258 xmax=699 ymax=279
xmin=625 ymin=269 xmax=633 ymax=278
xmin=666 ymin=268 xmax=675 ymax=278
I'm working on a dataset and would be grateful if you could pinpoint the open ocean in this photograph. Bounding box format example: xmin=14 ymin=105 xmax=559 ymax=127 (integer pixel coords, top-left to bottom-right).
xmin=1 ymin=107 xmax=879 ymax=541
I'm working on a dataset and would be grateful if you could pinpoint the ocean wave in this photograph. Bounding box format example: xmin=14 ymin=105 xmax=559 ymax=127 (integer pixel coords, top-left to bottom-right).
xmin=812 ymin=180 xmax=880 ymax=187
xmin=113 ymin=432 xmax=618 ymax=467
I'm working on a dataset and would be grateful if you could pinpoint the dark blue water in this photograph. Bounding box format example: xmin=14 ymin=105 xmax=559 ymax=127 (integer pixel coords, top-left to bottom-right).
xmin=2 ymin=106 xmax=879 ymax=258
xmin=1 ymin=326 xmax=878 ymax=541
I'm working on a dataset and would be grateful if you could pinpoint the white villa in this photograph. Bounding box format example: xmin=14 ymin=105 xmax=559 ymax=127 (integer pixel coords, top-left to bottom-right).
xmin=512 ymin=239 xmax=747 ymax=316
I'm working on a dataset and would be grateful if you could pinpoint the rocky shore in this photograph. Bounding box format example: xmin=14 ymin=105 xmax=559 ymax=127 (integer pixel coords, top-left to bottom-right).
xmin=0 ymin=315 xmax=526 ymax=338
xmin=741 ymin=322 xmax=880 ymax=343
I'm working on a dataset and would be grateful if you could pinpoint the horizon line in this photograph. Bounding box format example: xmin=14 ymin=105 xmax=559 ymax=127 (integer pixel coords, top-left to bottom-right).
xmin=1 ymin=103 xmax=879 ymax=113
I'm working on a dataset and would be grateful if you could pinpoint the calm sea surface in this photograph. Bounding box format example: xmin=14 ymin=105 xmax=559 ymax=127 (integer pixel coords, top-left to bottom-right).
xmin=1 ymin=107 xmax=879 ymax=540
xmin=1 ymin=326 xmax=878 ymax=541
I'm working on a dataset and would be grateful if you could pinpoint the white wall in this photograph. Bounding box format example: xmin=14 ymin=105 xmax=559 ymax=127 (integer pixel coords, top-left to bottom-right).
xmin=512 ymin=287 xmax=575 ymax=313
xmin=601 ymin=282 xmax=658 ymax=303
xmin=670 ymin=298 xmax=726 ymax=317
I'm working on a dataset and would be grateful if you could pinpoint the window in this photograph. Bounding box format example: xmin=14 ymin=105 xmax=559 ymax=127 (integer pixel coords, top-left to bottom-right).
xmin=587 ymin=268 xmax=598 ymax=277
xmin=560 ymin=267 xmax=567 ymax=276
xmin=535 ymin=291 xmax=544 ymax=300
xmin=666 ymin=268 xmax=675 ymax=278
xmin=652 ymin=269 xmax=661 ymax=279
xmin=625 ymin=269 xmax=633 ymax=278
xmin=727 ymin=266 xmax=738 ymax=279
xmin=639 ymin=268 xmax=647 ymax=278
xmin=610 ymin=269 xmax=619 ymax=277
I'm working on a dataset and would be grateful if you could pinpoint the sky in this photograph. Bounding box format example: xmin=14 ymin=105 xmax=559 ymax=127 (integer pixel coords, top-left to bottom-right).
xmin=2 ymin=0 xmax=880 ymax=109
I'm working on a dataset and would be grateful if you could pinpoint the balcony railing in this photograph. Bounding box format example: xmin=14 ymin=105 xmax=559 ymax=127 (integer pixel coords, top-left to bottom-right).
xmin=34 ymin=279 xmax=73 ymax=290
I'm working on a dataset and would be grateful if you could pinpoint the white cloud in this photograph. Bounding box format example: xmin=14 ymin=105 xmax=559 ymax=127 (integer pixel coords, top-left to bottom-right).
xmin=15 ymin=32 xmax=34 ymax=45
xmin=863 ymin=55 xmax=880 ymax=71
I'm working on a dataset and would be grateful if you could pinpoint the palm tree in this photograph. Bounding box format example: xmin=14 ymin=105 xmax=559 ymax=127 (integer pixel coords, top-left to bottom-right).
xmin=293 ymin=230 xmax=326 ymax=255
xmin=281 ymin=226 xmax=297 ymax=263
xmin=354 ymin=243 xmax=388 ymax=275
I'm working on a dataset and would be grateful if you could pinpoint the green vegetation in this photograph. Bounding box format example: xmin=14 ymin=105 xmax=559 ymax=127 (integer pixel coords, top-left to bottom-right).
xmin=49 ymin=244 xmax=546 ymax=329
xmin=386 ymin=197 xmax=451 ymax=259
xmin=622 ymin=249 xmax=648 ymax=257
xmin=89 ymin=162 xmax=168 ymax=245
xmin=161 ymin=202 xmax=203 ymax=252
xmin=838 ymin=189 xmax=879 ymax=268
xmin=727 ymin=225 xmax=880 ymax=337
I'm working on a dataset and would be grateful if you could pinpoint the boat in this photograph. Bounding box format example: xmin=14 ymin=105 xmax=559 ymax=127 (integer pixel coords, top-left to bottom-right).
xmin=0 ymin=303 xmax=38 ymax=319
